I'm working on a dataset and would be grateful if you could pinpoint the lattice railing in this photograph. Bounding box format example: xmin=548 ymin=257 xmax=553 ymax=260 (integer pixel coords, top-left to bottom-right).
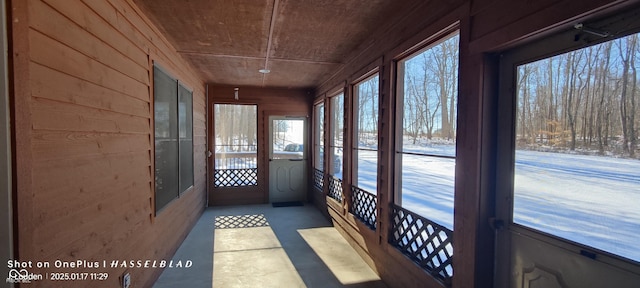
xmin=214 ymin=168 xmax=258 ymax=187
xmin=313 ymin=168 xmax=324 ymax=192
xmin=351 ymin=186 xmax=377 ymax=229
xmin=389 ymin=204 xmax=453 ymax=285
xmin=327 ymin=176 xmax=343 ymax=203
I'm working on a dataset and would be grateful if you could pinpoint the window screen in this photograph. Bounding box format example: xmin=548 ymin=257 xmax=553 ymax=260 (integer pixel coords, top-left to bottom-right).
xmin=154 ymin=65 xmax=194 ymax=212
xmin=353 ymin=74 xmax=379 ymax=194
xmin=396 ymin=32 xmax=459 ymax=230
xmin=154 ymin=66 xmax=179 ymax=211
xmin=512 ymin=32 xmax=640 ymax=262
xmin=330 ymin=93 xmax=344 ymax=178
xmin=314 ymin=103 xmax=325 ymax=170
xmin=178 ymin=84 xmax=193 ymax=193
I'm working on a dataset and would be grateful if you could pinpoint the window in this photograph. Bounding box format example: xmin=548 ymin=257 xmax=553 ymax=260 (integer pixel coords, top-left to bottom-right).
xmin=327 ymin=92 xmax=345 ymax=202
xmin=352 ymin=74 xmax=379 ymax=229
xmin=330 ymin=93 xmax=344 ymax=178
xmin=154 ymin=65 xmax=193 ymax=212
xmin=314 ymin=103 xmax=325 ymax=171
xmin=313 ymin=103 xmax=325 ymax=192
xmin=178 ymin=85 xmax=194 ymax=192
xmin=510 ymin=31 xmax=640 ymax=263
xmin=353 ymin=74 xmax=379 ymax=194
xmin=214 ymin=104 xmax=258 ymax=187
xmin=353 ymin=74 xmax=378 ymax=193
xmin=389 ymin=30 xmax=459 ymax=282
xmin=396 ymin=31 xmax=459 ymax=230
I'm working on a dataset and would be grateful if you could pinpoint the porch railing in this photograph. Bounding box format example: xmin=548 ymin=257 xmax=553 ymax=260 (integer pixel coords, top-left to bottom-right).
xmin=214 ymin=148 xmax=258 ymax=187
xmin=351 ymin=186 xmax=377 ymax=230
xmin=327 ymin=175 xmax=343 ymax=203
xmin=389 ymin=204 xmax=454 ymax=285
xmin=313 ymin=168 xmax=324 ymax=193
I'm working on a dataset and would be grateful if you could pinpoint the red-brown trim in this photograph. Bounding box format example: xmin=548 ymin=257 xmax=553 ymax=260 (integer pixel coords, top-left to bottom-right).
xmin=9 ymin=0 xmax=33 ymax=264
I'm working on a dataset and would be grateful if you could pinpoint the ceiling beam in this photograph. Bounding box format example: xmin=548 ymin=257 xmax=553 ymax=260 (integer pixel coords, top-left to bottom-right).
xmin=262 ymin=0 xmax=280 ymax=86
xmin=177 ymin=51 xmax=343 ymax=65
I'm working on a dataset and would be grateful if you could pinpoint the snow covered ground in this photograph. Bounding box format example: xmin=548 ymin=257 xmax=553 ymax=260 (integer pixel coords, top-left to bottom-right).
xmin=378 ymin=145 xmax=640 ymax=262
xmin=514 ymin=150 xmax=640 ymax=262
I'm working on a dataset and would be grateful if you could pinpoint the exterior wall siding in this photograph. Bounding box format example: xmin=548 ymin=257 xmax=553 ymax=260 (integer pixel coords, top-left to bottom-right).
xmin=11 ymin=0 xmax=207 ymax=286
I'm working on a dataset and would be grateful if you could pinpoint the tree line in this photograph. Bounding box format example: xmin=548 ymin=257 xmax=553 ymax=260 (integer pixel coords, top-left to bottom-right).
xmin=214 ymin=104 xmax=257 ymax=151
xmin=516 ymin=33 xmax=639 ymax=158
xmin=402 ymin=33 xmax=459 ymax=145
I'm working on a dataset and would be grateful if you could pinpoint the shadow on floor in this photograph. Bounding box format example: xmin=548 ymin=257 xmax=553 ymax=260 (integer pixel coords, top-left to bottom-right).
xmin=154 ymin=204 xmax=387 ymax=288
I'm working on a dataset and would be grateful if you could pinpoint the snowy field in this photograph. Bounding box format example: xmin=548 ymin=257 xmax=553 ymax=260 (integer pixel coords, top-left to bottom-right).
xmin=355 ymin=144 xmax=640 ymax=262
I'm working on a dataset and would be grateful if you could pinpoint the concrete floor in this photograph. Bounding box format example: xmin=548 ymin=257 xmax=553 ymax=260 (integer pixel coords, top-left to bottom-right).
xmin=154 ymin=204 xmax=388 ymax=288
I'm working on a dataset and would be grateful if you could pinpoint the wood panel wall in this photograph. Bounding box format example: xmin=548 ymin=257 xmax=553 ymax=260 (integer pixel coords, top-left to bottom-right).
xmin=11 ymin=0 xmax=207 ymax=286
xmin=207 ymin=85 xmax=313 ymax=206
xmin=312 ymin=0 xmax=640 ymax=288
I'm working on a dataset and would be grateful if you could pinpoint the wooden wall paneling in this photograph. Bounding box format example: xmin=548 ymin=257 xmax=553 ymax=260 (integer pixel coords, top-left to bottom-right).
xmin=467 ymin=0 xmax=636 ymax=53
xmin=452 ymin=12 xmax=484 ymax=288
xmin=469 ymin=0 xmax=558 ymax=40
xmin=31 ymin=98 xmax=149 ymax=134
xmin=41 ymin=0 xmax=148 ymax=68
xmin=344 ymin=78 xmax=355 ymax=214
xmin=378 ymin=55 xmax=393 ymax=251
xmin=30 ymin=0 xmax=149 ymax=85
xmin=28 ymin=30 xmax=148 ymax=101
xmin=30 ymin=63 xmax=149 ymax=118
xmin=16 ymin=0 xmax=208 ymax=286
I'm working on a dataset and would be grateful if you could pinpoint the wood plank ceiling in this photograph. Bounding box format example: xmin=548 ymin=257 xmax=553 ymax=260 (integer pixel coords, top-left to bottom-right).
xmin=134 ymin=0 xmax=411 ymax=88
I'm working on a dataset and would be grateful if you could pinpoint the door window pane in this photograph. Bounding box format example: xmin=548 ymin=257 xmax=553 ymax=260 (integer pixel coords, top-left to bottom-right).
xmin=272 ymin=119 xmax=305 ymax=160
xmin=513 ymin=33 xmax=640 ymax=262
xmin=214 ymin=104 xmax=257 ymax=187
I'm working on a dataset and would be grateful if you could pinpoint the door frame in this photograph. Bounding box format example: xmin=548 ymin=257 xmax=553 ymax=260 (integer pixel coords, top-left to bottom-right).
xmin=264 ymin=111 xmax=309 ymax=202
xmin=1 ymin=0 xmax=14 ymax=285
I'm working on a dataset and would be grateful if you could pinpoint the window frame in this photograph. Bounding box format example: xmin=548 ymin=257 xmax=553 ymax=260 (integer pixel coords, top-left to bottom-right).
xmin=329 ymin=90 xmax=345 ymax=178
xmin=393 ymin=29 xmax=460 ymax=228
xmin=351 ymin=71 xmax=380 ymax=194
xmin=153 ymin=63 xmax=194 ymax=214
xmin=313 ymin=101 xmax=325 ymax=171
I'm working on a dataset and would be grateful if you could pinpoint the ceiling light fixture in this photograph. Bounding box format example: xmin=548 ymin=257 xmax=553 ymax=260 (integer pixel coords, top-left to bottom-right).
xmin=259 ymin=69 xmax=271 ymax=74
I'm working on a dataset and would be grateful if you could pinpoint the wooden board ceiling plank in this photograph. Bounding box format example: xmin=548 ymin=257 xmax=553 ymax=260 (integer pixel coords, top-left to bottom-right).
xmin=134 ymin=0 xmax=272 ymax=57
